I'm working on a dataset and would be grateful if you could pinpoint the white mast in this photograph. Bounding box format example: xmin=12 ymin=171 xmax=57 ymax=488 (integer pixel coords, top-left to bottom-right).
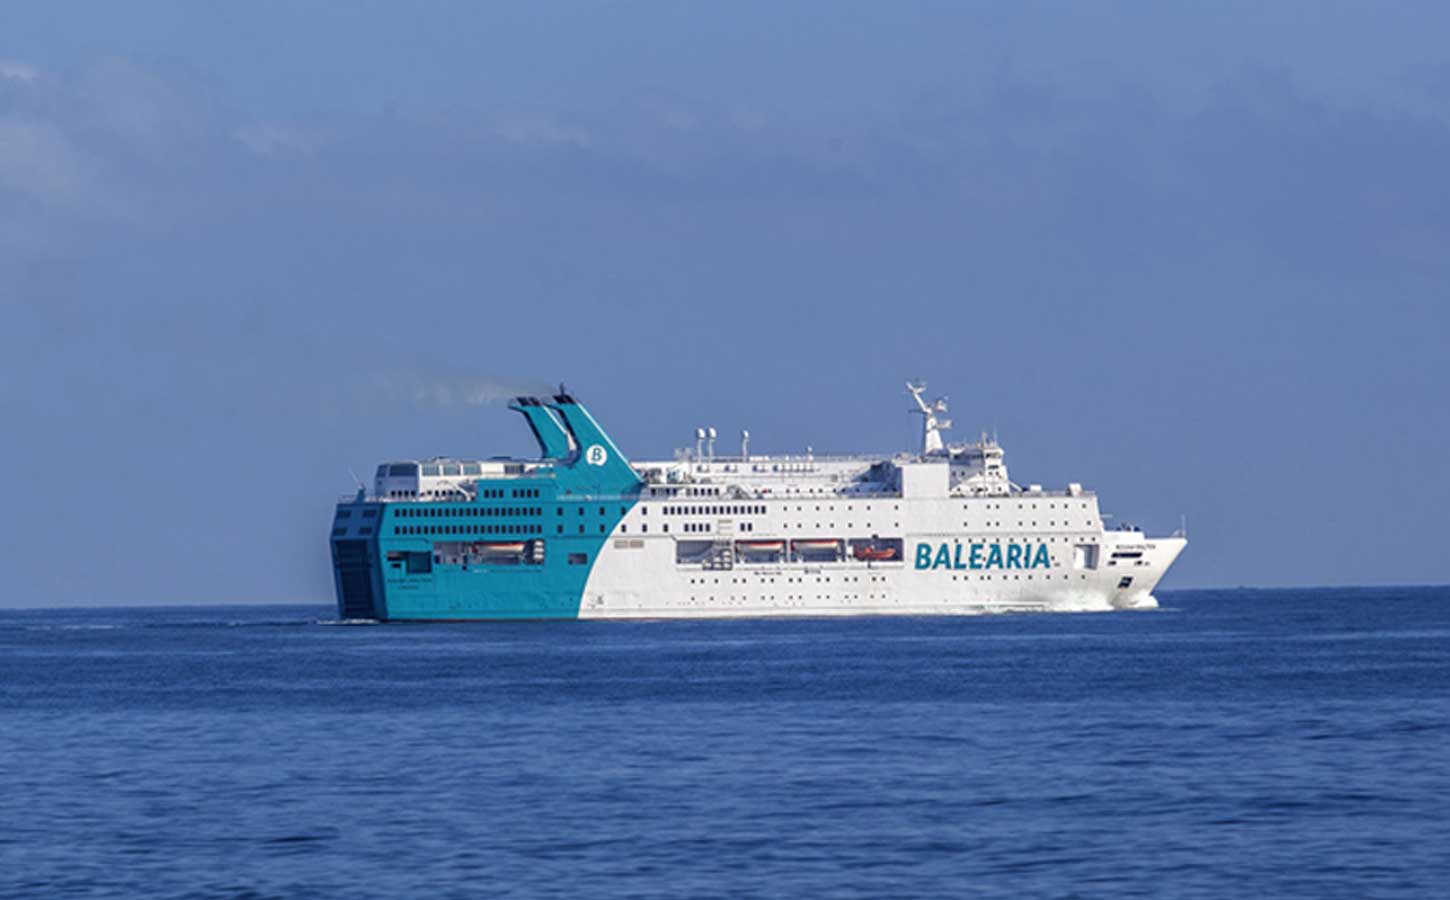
xmin=906 ymin=381 xmax=952 ymax=456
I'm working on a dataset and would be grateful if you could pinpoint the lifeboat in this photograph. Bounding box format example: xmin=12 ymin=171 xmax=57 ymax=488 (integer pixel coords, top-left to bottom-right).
xmin=792 ymin=539 xmax=842 ymax=551
xmin=852 ymin=544 xmax=898 ymax=561
xmin=737 ymin=540 xmax=786 ymax=551
xmin=472 ymin=542 xmax=527 ymax=556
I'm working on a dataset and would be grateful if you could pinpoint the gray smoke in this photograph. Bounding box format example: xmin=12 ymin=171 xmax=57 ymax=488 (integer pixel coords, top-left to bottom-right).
xmin=372 ymin=372 xmax=554 ymax=409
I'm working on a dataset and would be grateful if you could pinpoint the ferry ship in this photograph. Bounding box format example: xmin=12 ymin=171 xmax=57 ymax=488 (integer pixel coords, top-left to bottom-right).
xmin=329 ymin=384 xmax=1185 ymax=620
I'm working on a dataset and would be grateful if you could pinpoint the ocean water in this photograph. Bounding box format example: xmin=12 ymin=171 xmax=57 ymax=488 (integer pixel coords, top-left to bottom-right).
xmin=2 ymin=588 xmax=1447 ymax=899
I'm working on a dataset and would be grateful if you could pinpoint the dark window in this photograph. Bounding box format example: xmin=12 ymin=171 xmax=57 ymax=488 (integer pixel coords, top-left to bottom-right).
xmin=568 ymin=553 xmax=588 ymax=565
xmin=406 ymin=552 xmax=432 ymax=574
xmin=1117 ymin=576 xmax=1134 ymax=589
xmin=336 ymin=509 xmax=352 ymax=519
xmin=389 ymin=464 xmax=417 ymax=477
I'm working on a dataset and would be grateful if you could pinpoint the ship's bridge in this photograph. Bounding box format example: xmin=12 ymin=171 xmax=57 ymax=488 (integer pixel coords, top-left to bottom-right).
xmin=374 ymin=458 xmax=555 ymax=500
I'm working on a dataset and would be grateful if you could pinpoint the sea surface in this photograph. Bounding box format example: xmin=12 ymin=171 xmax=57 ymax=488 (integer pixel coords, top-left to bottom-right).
xmin=2 ymin=587 xmax=1448 ymax=899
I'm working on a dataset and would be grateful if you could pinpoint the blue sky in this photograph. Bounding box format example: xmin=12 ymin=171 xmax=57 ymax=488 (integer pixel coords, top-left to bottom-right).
xmin=3 ymin=2 xmax=1448 ymax=605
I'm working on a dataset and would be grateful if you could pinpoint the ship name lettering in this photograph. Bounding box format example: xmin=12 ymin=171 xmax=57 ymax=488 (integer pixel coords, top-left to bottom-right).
xmin=914 ymin=542 xmax=1052 ymax=571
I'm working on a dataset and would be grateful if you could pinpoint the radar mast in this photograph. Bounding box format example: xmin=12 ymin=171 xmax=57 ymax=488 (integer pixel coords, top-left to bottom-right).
xmin=906 ymin=380 xmax=952 ymax=456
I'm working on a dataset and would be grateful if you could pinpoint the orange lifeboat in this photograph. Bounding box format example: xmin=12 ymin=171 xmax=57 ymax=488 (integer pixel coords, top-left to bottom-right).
xmin=737 ymin=540 xmax=786 ymax=551
xmin=852 ymin=544 xmax=898 ymax=561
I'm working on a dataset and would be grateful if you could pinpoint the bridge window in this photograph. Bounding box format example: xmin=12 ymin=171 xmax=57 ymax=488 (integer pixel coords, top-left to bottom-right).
xmin=421 ymin=465 xmax=441 ymax=476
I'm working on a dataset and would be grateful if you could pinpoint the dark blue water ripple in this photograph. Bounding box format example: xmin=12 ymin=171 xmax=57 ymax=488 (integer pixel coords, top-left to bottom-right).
xmin=1 ymin=587 xmax=1447 ymax=899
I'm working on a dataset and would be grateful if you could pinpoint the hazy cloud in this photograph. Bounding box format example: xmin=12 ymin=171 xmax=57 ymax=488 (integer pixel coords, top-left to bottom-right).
xmin=234 ymin=121 xmax=325 ymax=157
xmin=0 ymin=59 xmax=39 ymax=83
xmin=0 ymin=117 xmax=92 ymax=204
xmin=493 ymin=115 xmax=592 ymax=148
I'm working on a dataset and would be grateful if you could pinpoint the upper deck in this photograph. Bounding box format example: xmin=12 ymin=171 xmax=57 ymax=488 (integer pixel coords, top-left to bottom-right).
xmin=349 ymin=386 xmax=1099 ymax=505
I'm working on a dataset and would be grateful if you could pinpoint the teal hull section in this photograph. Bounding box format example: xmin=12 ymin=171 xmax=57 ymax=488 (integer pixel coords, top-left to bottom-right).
xmin=332 ymin=495 xmax=635 ymax=620
xmin=330 ymin=393 xmax=645 ymax=621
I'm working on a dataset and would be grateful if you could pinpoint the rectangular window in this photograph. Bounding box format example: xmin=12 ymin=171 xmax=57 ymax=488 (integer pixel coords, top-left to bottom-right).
xmin=421 ymin=465 xmax=441 ymax=476
xmin=388 ymin=464 xmax=418 ymax=477
xmin=336 ymin=509 xmax=352 ymax=519
xmin=1117 ymin=576 xmax=1134 ymax=589
xmin=568 ymin=553 xmax=588 ymax=565
xmin=462 ymin=464 xmax=482 ymax=475
xmin=442 ymin=465 xmax=461 ymax=476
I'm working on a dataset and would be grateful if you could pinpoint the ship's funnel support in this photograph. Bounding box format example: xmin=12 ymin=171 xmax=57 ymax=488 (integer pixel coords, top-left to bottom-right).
xmin=547 ymin=393 xmax=643 ymax=494
xmin=509 ymin=397 xmax=575 ymax=459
